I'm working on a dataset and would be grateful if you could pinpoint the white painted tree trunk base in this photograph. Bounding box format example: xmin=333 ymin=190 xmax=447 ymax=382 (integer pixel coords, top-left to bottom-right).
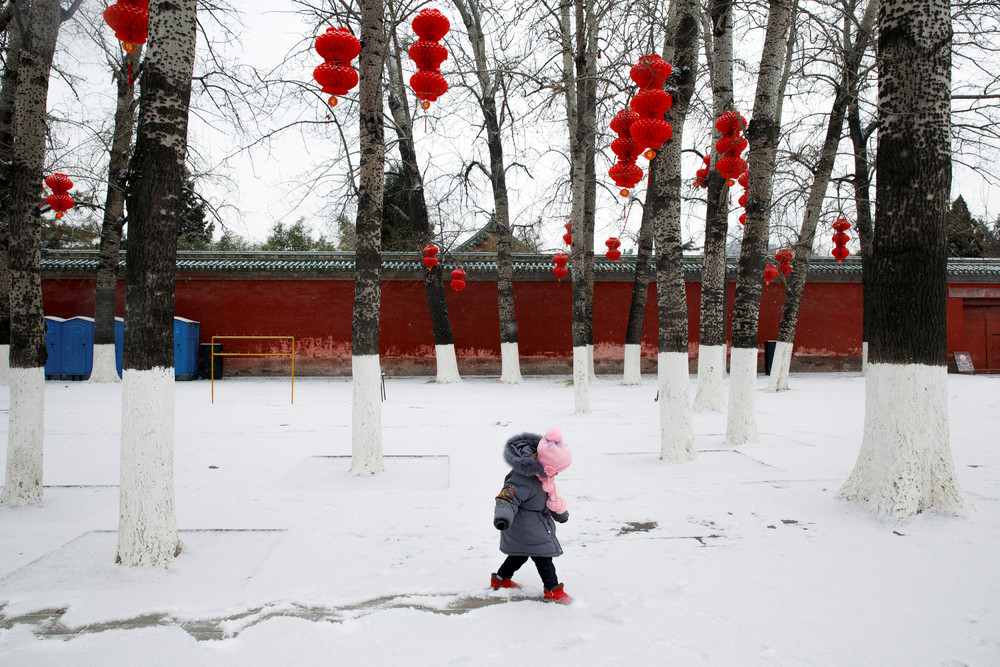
xmin=658 ymin=352 xmax=697 ymax=462
xmin=587 ymin=344 xmax=597 ymax=383
xmin=573 ymin=346 xmax=591 ymax=414
xmin=622 ymin=344 xmax=642 ymax=385
xmin=117 ymin=367 xmax=180 ymax=566
xmin=351 ymin=354 xmax=384 ymax=475
xmin=434 ymin=344 xmax=461 ymax=384
xmin=0 ymin=345 xmax=10 ymax=385
xmin=840 ymin=363 xmax=964 ymax=520
xmin=862 ymin=341 xmax=868 ymax=376
xmin=767 ymin=341 xmax=793 ymax=392
xmin=726 ymin=347 xmax=760 ymax=445
xmin=89 ymin=344 xmax=121 ymax=383
xmin=1 ymin=367 xmax=45 ymax=505
xmin=692 ymin=345 xmax=727 ymax=412
xmin=499 ymin=342 xmax=522 ymax=384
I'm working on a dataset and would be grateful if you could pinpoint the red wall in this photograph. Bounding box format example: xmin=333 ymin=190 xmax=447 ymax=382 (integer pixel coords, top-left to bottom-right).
xmin=40 ymin=273 xmax=883 ymax=375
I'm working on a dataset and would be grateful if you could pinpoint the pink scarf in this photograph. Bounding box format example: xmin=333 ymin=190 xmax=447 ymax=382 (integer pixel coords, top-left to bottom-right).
xmin=537 ymin=474 xmax=567 ymax=514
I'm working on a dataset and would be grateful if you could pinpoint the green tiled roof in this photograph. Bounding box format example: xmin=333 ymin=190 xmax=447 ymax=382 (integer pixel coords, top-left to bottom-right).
xmin=38 ymin=250 xmax=1000 ymax=279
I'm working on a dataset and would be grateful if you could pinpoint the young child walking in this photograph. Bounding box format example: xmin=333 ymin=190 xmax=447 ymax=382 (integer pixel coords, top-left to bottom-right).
xmin=491 ymin=428 xmax=573 ymax=604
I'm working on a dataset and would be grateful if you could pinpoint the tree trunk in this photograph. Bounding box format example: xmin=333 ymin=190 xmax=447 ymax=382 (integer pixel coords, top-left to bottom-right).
xmin=692 ymin=0 xmax=734 ymax=412
xmin=1 ymin=0 xmax=61 ymax=506
xmin=0 ymin=12 xmax=21 ymax=385
xmin=622 ymin=212 xmax=654 ymax=384
xmin=848 ymin=65 xmax=875 ymax=376
xmin=567 ymin=0 xmax=598 ymax=413
xmin=841 ymin=0 xmax=963 ymax=519
xmin=116 ymin=0 xmax=197 ymax=565
xmin=452 ymin=0 xmax=521 ymax=383
xmin=92 ymin=48 xmax=142 ymax=383
xmin=725 ymin=0 xmax=791 ymax=445
xmin=385 ymin=44 xmax=457 ymax=384
xmin=769 ymin=0 xmax=876 ymax=392
xmin=652 ymin=0 xmax=699 ymax=462
xmin=351 ymin=0 xmax=386 ymax=475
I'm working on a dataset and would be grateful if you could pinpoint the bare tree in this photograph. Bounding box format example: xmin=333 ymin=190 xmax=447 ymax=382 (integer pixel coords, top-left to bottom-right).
xmin=1 ymin=0 xmax=82 ymax=506
xmin=91 ymin=45 xmax=142 ymax=383
xmin=452 ymin=0 xmax=521 ymax=383
xmin=562 ymin=0 xmax=600 ymax=414
xmin=652 ymin=0 xmax=699 ymax=462
xmin=725 ymin=0 xmax=793 ymax=445
xmin=690 ymin=0 xmax=734 ymax=412
xmin=351 ymin=0 xmax=386 ymax=475
xmin=385 ymin=5 xmax=459 ymax=383
xmin=117 ymin=0 xmax=197 ymax=566
xmin=840 ymin=0 xmax=964 ymax=519
xmin=0 ymin=0 xmax=21 ymax=385
xmin=768 ymin=0 xmax=877 ymax=391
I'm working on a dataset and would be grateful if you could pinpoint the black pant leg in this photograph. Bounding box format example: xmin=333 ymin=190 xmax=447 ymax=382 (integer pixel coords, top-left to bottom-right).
xmin=497 ymin=555 xmax=529 ymax=580
xmin=531 ymin=556 xmax=559 ymax=590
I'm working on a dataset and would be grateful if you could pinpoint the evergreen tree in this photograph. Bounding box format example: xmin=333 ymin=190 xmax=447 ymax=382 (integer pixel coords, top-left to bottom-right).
xmin=176 ymin=175 xmax=214 ymax=249
xmin=380 ymin=166 xmax=416 ymax=251
xmin=948 ymin=196 xmax=1000 ymax=257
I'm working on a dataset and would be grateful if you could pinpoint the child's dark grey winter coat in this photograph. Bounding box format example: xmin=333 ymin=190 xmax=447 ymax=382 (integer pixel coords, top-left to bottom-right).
xmin=494 ymin=432 xmax=570 ymax=558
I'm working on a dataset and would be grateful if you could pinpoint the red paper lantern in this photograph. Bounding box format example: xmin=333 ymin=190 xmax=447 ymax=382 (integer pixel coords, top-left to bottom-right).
xmin=831 ymin=218 xmax=851 ymax=264
xmin=629 ymin=118 xmax=672 ymax=157
xmin=763 ymin=264 xmax=779 ymax=285
xmin=605 ymin=237 xmax=622 ymax=262
xmin=103 ymin=0 xmax=148 ymax=53
xmin=630 ymin=88 xmax=672 ymax=116
xmin=739 ymin=213 xmax=746 ymax=225
xmin=410 ymin=70 xmax=449 ymax=104
xmin=608 ymin=160 xmax=643 ymax=197
xmin=422 ymin=243 xmax=439 ymax=270
xmin=44 ymin=173 xmax=74 ymax=219
xmin=610 ymin=109 xmax=639 ymax=136
xmin=313 ymin=26 xmax=361 ymax=107
xmin=552 ymin=252 xmax=569 ymax=281
xmin=738 ymin=191 xmax=748 ymax=208
xmin=314 ymin=62 xmax=359 ymax=97
xmin=715 ymin=110 xmax=744 ymax=136
xmin=738 ymin=171 xmax=749 ymax=188
xmin=412 ymin=8 xmax=450 ymax=41
xmin=629 ymin=54 xmax=671 ymax=89
xmin=562 ymin=222 xmax=572 ymax=246
xmin=775 ymin=248 xmax=793 ymax=277
xmin=408 ymin=40 xmax=448 ymax=70
xmin=45 ymin=173 xmax=73 ymax=192
xmin=450 ymin=267 xmax=466 ymax=291
xmin=410 ymin=8 xmax=450 ymax=109
xmin=46 ymin=193 xmax=74 ymax=219
xmin=315 ymin=27 xmax=361 ymax=63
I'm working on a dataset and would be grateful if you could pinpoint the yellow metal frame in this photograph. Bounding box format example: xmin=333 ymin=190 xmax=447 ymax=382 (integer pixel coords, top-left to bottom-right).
xmin=211 ymin=336 xmax=295 ymax=404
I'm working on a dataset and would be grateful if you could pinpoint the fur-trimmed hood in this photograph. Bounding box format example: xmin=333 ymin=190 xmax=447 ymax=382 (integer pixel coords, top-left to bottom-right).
xmin=503 ymin=432 xmax=545 ymax=477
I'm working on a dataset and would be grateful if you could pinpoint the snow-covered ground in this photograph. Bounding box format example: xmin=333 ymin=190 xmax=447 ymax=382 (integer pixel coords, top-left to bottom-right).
xmin=1 ymin=372 xmax=998 ymax=665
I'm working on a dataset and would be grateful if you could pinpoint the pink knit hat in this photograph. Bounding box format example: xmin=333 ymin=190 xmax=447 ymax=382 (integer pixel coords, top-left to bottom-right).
xmin=536 ymin=428 xmax=572 ymax=476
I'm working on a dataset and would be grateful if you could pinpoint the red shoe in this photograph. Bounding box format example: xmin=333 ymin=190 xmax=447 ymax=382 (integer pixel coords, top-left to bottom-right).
xmin=544 ymin=584 xmax=573 ymax=604
xmin=490 ymin=573 xmax=521 ymax=590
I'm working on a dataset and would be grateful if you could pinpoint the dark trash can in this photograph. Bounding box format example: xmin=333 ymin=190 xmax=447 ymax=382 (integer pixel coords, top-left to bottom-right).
xmin=200 ymin=342 xmax=223 ymax=379
xmin=764 ymin=340 xmax=777 ymax=376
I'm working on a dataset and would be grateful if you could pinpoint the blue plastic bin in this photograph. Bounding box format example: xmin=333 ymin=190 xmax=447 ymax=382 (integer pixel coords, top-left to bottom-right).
xmin=173 ymin=317 xmax=200 ymax=380
xmin=44 ymin=316 xmax=67 ymax=379
xmin=115 ymin=317 xmax=124 ymax=377
xmin=62 ymin=316 xmax=95 ymax=378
